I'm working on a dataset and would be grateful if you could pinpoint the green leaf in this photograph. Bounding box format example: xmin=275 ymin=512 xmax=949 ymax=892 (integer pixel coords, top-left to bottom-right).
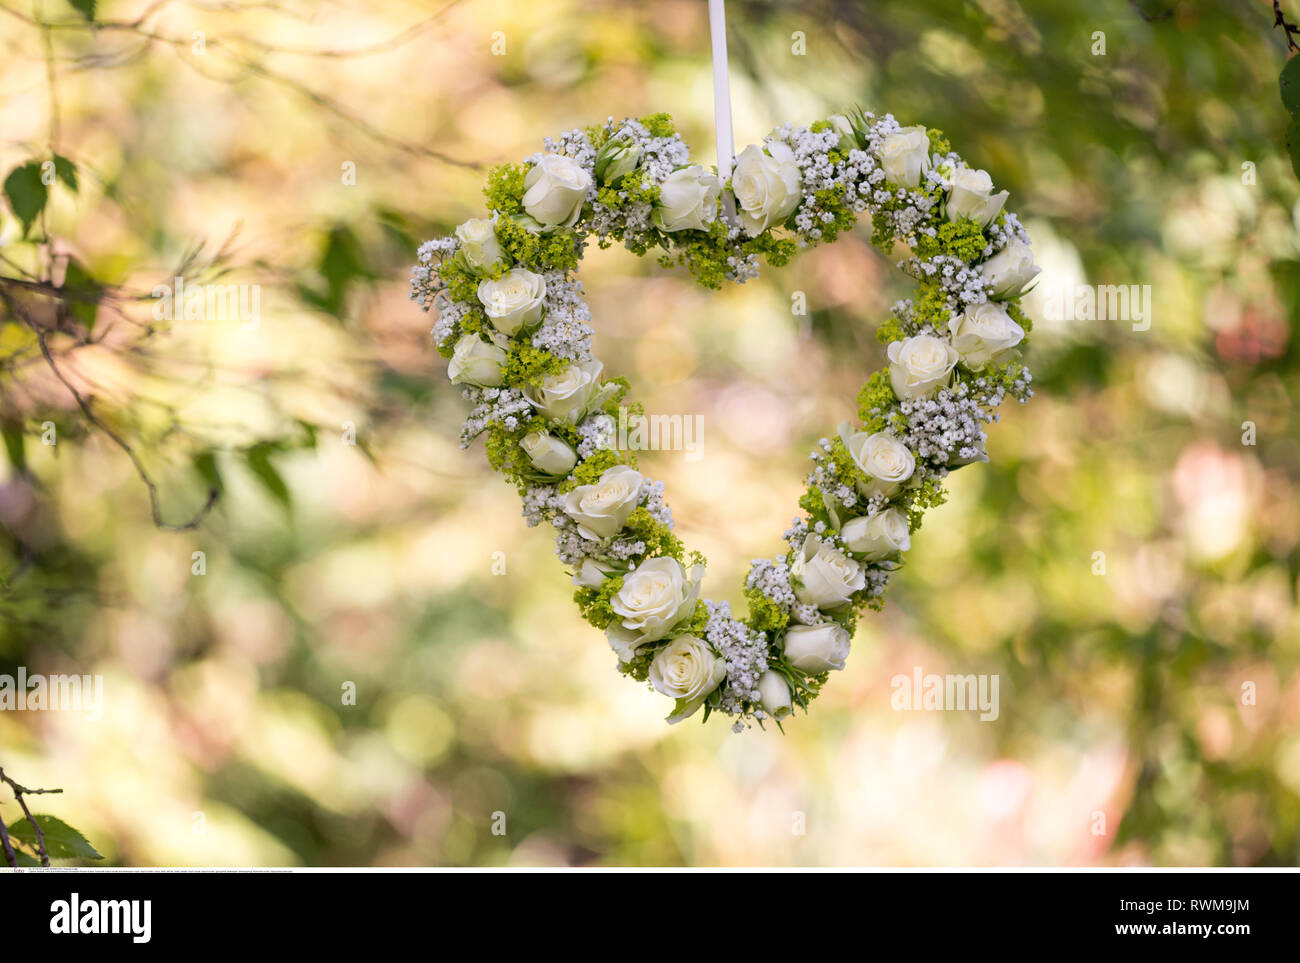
xmin=246 ymin=444 xmax=291 ymax=510
xmin=1128 ymin=0 xmax=1173 ymax=22
xmin=1282 ymin=56 xmax=1300 ymax=114
xmin=1286 ymin=116 xmax=1300 ymax=181
xmin=53 ymin=154 xmax=78 ymax=193
xmin=193 ymin=451 xmax=223 ymax=493
xmin=296 ymin=420 xmax=318 ymax=451
xmin=65 ymin=0 xmax=95 ymax=22
xmin=1269 ymin=259 xmax=1300 ymax=319
xmin=3 ymin=163 xmax=48 ymax=236
xmin=354 ymin=434 xmax=378 ymax=466
xmin=376 ymin=207 xmax=417 ymax=255
xmin=2 ymin=422 xmax=24 ymax=473
xmin=13 ymin=849 xmax=40 ymax=867
xmin=6 ymin=815 xmax=103 ymax=860
xmin=316 ymin=224 xmax=371 ymax=316
xmin=61 ymin=257 xmax=102 ymax=331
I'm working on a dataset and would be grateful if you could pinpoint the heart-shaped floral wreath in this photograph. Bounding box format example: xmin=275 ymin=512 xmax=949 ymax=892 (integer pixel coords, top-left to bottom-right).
xmin=411 ymin=109 xmax=1038 ymax=730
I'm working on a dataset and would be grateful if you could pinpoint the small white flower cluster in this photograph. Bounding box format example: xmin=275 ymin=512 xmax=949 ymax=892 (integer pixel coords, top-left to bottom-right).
xmin=906 ymin=253 xmax=993 ymax=310
xmin=411 ymin=110 xmax=1039 ymax=729
xmin=429 ymin=291 xmax=475 ymax=350
xmin=531 ymin=128 xmax=598 ymax=172
xmin=988 ymin=210 xmax=1032 ymax=250
xmin=782 ymin=514 xmax=812 ymax=547
xmin=520 ymin=484 xmax=560 ymax=528
xmin=700 ymin=600 xmax=769 ymax=723
xmin=638 ymin=478 xmax=674 ymax=529
xmin=768 ymin=123 xmax=858 ymax=241
xmin=723 ymin=247 xmax=762 ymax=284
xmin=553 ymin=521 xmax=646 ymax=567
xmin=898 ymin=384 xmax=998 ymax=465
xmin=806 ymin=439 xmax=860 ymax=509
xmin=576 ymin=413 xmax=615 ymax=458
xmin=531 ymin=273 xmax=595 ymax=361
xmin=458 ymin=386 xmax=531 ymax=448
xmin=584 ymin=116 xmax=692 ymax=248
xmin=411 ymin=237 xmax=458 ymax=313
xmin=746 ymin=555 xmax=798 ymax=612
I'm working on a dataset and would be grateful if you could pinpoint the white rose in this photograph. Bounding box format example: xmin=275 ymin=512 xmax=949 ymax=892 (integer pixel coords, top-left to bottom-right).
xmin=594 ymin=139 xmax=642 ymax=184
xmin=756 ymin=670 xmax=792 ymax=720
xmin=654 ymin=165 xmax=721 ymax=232
xmin=454 ymin=217 xmax=505 ymax=272
xmin=522 ymin=154 xmax=592 ymax=227
xmin=511 ymin=212 xmax=545 ymax=234
xmin=841 ymin=508 xmax=911 ymax=561
xmin=477 ymin=268 xmax=546 ymax=336
xmin=648 ymin=635 xmax=727 ymax=724
xmin=949 ymin=301 xmax=1025 ymax=367
xmin=840 ymin=424 xmax=916 ymax=498
xmin=791 ymin=535 xmax=865 ymax=610
xmin=947 ymin=167 xmax=1009 ymax=227
xmin=520 ymin=430 xmax=577 ymax=476
xmin=826 ymin=113 xmax=859 ymax=152
xmin=561 ymin=464 xmax=642 ymax=541
xmin=880 ymin=125 xmax=931 ymax=188
xmin=783 ymin=622 xmax=851 ymax=674
xmin=731 ymin=141 xmax=801 ymax=236
xmin=447 ymin=334 xmax=506 ymax=387
xmin=979 ymin=240 xmax=1039 ymax=298
xmin=605 ymin=557 xmax=702 ymax=660
xmin=887 ymin=334 xmax=959 ymax=399
xmin=572 ymin=557 xmax=619 ymax=589
xmin=522 ymin=359 xmax=603 ymax=424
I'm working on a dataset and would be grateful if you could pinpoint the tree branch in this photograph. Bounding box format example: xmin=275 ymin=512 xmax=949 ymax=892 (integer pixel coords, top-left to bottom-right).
xmin=0 ymin=0 xmax=480 ymax=169
xmin=0 ymin=289 xmax=219 ymax=531
xmin=0 ymin=765 xmax=63 ymax=868
xmin=0 ymin=813 xmax=16 ymax=868
xmin=1277 ymin=0 xmax=1300 ymax=53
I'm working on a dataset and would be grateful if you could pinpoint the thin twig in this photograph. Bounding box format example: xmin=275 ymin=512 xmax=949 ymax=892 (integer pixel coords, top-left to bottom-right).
xmin=207 ymin=1 xmax=467 ymax=60
xmin=0 ymin=766 xmax=63 ymax=868
xmin=172 ymin=42 xmax=480 ymax=168
xmin=0 ymin=290 xmax=219 ymax=531
xmin=1277 ymin=0 xmax=1300 ymax=53
xmin=0 ymin=814 xmax=17 ymax=868
xmin=0 ymin=0 xmax=480 ymax=169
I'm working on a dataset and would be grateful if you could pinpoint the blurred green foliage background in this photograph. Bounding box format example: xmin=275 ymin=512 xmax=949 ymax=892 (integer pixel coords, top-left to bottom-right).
xmin=1 ymin=0 xmax=1298 ymax=866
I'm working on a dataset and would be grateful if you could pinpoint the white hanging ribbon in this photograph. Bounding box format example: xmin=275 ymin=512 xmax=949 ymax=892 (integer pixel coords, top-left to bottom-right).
xmin=707 ymin=0 xmax=738 ymax=224
xmin=708 ymin=0 xmax=735 ymax=178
